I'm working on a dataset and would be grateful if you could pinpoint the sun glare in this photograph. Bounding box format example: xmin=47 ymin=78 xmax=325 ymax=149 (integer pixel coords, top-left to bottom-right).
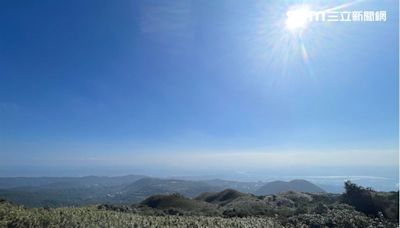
xmin=286 ymin=6 xmax=312 ymax=31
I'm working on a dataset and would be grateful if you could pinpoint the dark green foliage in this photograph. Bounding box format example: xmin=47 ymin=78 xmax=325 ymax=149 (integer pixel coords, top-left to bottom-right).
xmin=98 ymin=204 xmax=133 ymax=212
xmin=285 ymin=205 xmax=397 ymax=228
xmin=342 ymin=181 xmax=399 ymax=221
xmin=313 ymin=202 xmax=329 ymax=214
xmin=195 ymin=189 xmax=246 ymax=205
xmin=136 ymin=193 xmax=221 ymax=216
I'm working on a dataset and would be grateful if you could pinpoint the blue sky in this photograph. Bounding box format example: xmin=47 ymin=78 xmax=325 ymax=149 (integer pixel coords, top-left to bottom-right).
xmin=0 ymin=0 xmax=398 ymax=184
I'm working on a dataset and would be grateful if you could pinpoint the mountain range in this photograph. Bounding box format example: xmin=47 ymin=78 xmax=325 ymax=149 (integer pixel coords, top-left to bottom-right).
xmin=0 ymin=175 xmax=325 ymax=207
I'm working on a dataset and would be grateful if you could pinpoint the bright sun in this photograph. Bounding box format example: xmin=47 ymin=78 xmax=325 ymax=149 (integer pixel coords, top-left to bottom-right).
xmin=286 ymin=6 xmax=312 ymax=31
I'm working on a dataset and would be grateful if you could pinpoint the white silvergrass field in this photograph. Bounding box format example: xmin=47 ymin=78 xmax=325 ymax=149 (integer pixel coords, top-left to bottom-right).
xmin=0 ymin=202 xmax=281 ymax=228
xmin=0 ymin=201 xmax=396 ymax=228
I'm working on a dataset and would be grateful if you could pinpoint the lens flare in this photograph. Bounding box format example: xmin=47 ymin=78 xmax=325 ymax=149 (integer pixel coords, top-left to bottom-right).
xmin=286 ymin=6 xmax=312 ymax=31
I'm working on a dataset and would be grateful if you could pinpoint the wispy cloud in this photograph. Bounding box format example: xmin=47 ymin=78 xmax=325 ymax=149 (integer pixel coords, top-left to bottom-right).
xmin=139 ymin=1 xmax=193 ymax=46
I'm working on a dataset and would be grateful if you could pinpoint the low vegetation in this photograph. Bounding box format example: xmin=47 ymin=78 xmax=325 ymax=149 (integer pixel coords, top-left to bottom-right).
xmin=342 ymin=180 xmax=399 ymax=220
xmin=0 ymin=200 xmax=281 ymax=228
xmin=0 ymin=182 xmax=398 ymax=227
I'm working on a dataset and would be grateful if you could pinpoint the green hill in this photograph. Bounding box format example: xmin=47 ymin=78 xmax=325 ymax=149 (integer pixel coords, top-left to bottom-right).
xmin=195 ymin=188 xmax=247 ymax=205
xmin=255 ymin=179 xmax=325 ymax=195
xmin=139 ymin=193 xmax=220 ymax=216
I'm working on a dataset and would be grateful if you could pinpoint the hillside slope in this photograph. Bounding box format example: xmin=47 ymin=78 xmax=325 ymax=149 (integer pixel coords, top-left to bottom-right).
xmin=256 ymin=180 xmax=325 ymax=195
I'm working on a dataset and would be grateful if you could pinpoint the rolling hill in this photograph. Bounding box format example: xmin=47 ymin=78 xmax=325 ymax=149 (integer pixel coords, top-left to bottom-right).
xmin=255 ymin=179 xmax=325 ymax=195
xmin=0 ymin=176 xmax=327 ymax=207
xmin=195 ymin=188 xmax=246 ymax=205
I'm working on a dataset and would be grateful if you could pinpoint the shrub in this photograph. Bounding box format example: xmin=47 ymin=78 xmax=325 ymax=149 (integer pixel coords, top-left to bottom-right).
xmin=342 ymin=181 xmax=399 ymax=221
